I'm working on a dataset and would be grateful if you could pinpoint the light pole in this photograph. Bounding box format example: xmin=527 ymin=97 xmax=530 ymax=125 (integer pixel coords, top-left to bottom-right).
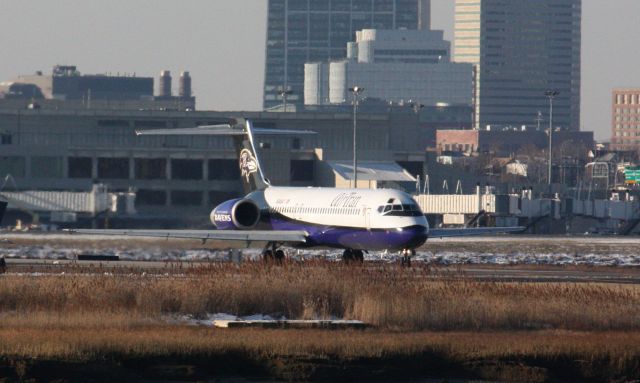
xmin=559 ymin=139 xmax=574 ymax=186
xmin=349 ymin=86 xmax=364 ymax=188
xmin=279 ymin=89 xmax=293 ymax=112
xmin=545 ymin=90 xmax=559 ymax=186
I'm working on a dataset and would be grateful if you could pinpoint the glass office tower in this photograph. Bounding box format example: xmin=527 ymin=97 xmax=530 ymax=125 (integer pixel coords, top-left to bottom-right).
xmin=454 ymin=0 xmax=581 ymax=131
xmin=263 ymin=0 xmax=429 ymax=110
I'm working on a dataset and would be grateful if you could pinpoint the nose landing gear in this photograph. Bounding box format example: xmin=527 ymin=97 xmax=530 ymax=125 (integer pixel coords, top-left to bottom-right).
xmin=400 ymin=249 xmax=415 ymax=267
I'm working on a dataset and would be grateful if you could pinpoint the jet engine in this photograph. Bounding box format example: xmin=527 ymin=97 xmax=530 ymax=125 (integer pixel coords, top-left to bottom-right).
xmin=210 ymin=198 xmax=261 ymax=230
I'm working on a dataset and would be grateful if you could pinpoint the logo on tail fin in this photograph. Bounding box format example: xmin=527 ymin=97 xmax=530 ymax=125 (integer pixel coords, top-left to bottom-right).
xmin=239 ymin=149 xmax=258 ymax=182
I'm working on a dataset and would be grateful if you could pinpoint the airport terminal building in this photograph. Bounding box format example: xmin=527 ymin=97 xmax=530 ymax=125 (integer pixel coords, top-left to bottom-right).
xmin=0 ymin=107 xmax=430 ymax=224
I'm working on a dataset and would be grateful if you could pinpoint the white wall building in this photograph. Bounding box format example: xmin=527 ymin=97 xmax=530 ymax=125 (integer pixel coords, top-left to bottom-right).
xmin=304 ymin=29 xmax=472 ymax=107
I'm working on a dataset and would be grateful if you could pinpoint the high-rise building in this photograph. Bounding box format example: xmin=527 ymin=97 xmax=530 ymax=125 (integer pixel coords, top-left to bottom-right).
xmin=263 ymin=0 xmax=430 ymax=110
xmin=454 ymin=0 xmax=581 ymax=131
xmin=304 ymin=29 xmax=472 ymax=106
xmin=611 ymin=89 xmax=640 ymax=151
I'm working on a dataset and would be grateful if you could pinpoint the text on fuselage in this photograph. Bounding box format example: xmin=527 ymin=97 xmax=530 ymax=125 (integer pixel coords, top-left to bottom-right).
xmin=331 ymin=192 xmax=362 ymax=207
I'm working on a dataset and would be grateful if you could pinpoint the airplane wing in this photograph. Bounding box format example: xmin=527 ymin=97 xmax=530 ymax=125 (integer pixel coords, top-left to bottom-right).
xmin=64 ymin=229 xmax=308 ymax=244
xmin=429 ymin=226 xmax=524 ymax=238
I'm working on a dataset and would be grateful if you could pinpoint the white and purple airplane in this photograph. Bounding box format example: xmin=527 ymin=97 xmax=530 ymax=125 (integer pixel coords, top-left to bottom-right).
xmin=69 ymin=119 xmax=522 ymax=264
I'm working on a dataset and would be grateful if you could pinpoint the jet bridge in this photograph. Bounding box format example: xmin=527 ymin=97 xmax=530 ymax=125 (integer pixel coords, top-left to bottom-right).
xmin=0 ymin=184 xmax=132 ymax=223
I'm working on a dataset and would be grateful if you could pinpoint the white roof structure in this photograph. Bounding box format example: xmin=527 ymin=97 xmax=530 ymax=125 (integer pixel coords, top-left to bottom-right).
xmin=328 ymin=161 xmax=416 ymax=182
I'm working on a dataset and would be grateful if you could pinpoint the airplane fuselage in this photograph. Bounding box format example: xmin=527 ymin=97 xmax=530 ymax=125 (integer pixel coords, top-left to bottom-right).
xmin=211 ymin=186 xmax=429 ymax=251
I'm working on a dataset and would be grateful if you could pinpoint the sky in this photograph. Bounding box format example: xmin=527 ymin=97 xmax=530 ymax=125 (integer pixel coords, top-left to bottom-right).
xmin=0 ymin=0 xmax=638 ymax=141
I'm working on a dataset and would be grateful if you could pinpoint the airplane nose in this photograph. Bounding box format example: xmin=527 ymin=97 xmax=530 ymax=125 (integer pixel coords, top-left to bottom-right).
xmin=406 ymin=225 xmax=428 ymax=248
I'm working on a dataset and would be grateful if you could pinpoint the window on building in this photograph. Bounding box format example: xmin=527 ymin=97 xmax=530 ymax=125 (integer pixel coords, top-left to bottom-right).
xmin=1 ymin=134 xmax=12 ymax=145
xmin=135 ymin=158 xmax=166 ymax=180
xmin=208 ymin=159 xmax=240 ymax=180
xmin=171 ymin=190 xmax=203 ymax=206
xmin=136 ymin=189 xmax=166 ymax=206
xmin=290 ymin=160 xmax=314 ymax=182
xmin=68 ymin=157 xmax=92 ymax=179
xmin=98 ymin=158 xmax=129 ymax=179
xmin=31 ymin=156 xmax=63 ymax=178
xmin=397 ymin=161 xmax=424 ymax=178
xmin=171 ymin=159 xmax=203 ymax=180
xmin=374 ymin=0 xmax=394 ymax=12
xmin=209 ymin=191 xmax=239 ymax=206
xmin=0 ymin=156 xmax=25 ymax=178
xmin=97 ymin=120 xmax=130 ymax=127
xmin=134 ymin=120 xmax=167 ymax=128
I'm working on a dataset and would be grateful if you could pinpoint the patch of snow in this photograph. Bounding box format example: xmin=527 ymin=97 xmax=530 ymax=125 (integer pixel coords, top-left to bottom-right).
xmin=166 ymin=313 xmax=285 ymax=327
xmin=4 ymin=235 xmax=640 ymax=266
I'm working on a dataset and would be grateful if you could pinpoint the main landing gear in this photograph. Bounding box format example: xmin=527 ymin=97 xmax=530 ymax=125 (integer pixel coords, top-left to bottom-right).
xmin=263 ymin=242 xmax=285 ymax=263
xmin=400 ymin=249 xmax=416 ymax=267
xmin=342 ymin=249 xmax=364 ymax=264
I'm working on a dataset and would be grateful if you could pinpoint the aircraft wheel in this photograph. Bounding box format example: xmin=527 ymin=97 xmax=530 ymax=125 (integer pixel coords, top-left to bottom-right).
xmin=353 ymin=250 xmax=364 ymax=263
xmin=342 ymin=249 xmax=354 ymax=263
xmin=275 ymin=249 xmax=285 ymax=262
xmin=263 ymin=250 xmax=274 ymax=262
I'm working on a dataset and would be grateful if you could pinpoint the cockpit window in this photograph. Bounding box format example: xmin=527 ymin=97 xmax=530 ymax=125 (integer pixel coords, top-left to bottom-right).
xmin=377 ymin=203 xmax=423 ymax=217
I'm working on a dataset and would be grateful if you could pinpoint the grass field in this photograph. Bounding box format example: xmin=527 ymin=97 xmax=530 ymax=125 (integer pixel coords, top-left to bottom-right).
xmin=3 ymin=262 xmax=640 ymax=331
xmin=2 ymin=262 xmax=640 ymax=381
xmin=0 ymin=325 xmax=639 ymax=381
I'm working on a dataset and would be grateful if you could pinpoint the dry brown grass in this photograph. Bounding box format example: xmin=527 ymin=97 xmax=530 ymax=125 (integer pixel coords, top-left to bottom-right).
xmin=0 ymin=326 xmax=639 ymax=362
xmin=2 ymin=262 xmax=640 ymax=331
xmin=3 ymin=264 xmax=640 ymax=380
xmin=1 ymin=321 xmax=639 ymax=382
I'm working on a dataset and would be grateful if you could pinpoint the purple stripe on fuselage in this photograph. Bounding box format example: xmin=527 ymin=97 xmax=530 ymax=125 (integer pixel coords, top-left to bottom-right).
xmin=265 ymin=214 xmax=427 ymax=251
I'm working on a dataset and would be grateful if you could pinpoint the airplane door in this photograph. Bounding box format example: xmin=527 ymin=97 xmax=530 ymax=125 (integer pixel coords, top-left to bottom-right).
xmin=364 ymin=207 xmax=371 ymax=231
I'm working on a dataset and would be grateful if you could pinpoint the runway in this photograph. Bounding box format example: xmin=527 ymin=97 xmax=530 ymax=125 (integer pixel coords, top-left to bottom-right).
xmin=4 ymin=257 xmax=640 ymax=284
xmin=2 ymin=233 xmax=640 ymax=283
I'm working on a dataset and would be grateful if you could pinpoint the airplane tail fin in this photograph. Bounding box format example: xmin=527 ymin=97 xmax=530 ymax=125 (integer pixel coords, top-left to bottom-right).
xmin=135 ymin=118 xmax=315 ymax=194
xmin=232 ymin=119 xmax=270 ymax=194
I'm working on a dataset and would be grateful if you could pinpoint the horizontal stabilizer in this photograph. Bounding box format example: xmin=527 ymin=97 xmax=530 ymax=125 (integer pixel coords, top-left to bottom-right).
xmin=64 ymin=229 xmax=308 ymax=244
xmin=136 ymin=126 xmax=316 ymax=136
